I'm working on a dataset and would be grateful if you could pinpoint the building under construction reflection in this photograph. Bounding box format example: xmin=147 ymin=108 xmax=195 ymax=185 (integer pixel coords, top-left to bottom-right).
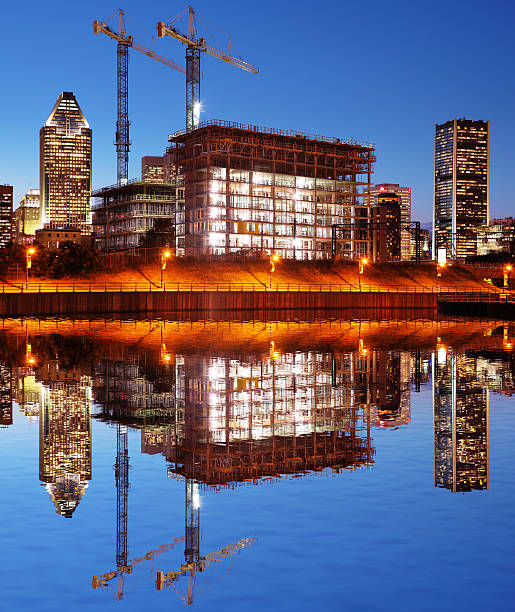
xmin=433 ymin=350 xmax=489 ymax=493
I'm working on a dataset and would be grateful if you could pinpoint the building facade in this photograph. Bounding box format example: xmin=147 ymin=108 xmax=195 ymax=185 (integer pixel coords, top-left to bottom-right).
xmin=13 ymin=189 xmax=40 ymax=244
xmin=371 ymin=192 xmax=401 ymax=262
xmin=154 ymin=120 xmax=375 ymax=259
xmin=92 ymin=181 xmax=177 ymax=251
xmin=476 ymin=217 xmax=515 ymax=257
xmin=40 ymin=92 xmax=92 ymax=233
xmin=370 ymin=183 xmax=411 ymax=259
xmin=434 ymin=118 xmax=489 ymax=260
xmin=0 ymin=185 xmax=13 ymax=248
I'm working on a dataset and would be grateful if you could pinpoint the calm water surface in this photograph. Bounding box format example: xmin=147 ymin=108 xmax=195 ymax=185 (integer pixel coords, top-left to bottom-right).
xmin=0 ymin=317 xmax=514 ymax=611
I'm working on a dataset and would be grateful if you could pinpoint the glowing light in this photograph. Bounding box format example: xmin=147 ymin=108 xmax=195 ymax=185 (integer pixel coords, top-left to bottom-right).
xmin=163 ymin=250 xmax=171 ymax=259
xmin=506 ymin=265 xmax=512 ymax=271
xmin=361 ymin=258 xmax=368 ymax=265
xmin=27 ymin=248 xmax=35 ymax=255
xmin=272 ymin=254 xmax=279 ymax=262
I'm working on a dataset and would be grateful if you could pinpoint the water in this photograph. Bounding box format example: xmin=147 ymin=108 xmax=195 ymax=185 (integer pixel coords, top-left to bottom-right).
xmin=0 ymin=317 xmax=514 ymax=611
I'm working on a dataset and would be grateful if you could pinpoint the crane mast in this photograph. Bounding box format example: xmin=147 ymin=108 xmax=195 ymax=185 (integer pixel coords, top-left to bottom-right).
xmin=157 ymin=5 xmax=258 ymax=132
xmin=94 ymin=9 xmax=185 ymax=185
xmin=116 ymin=11 xmax=130 ymax=186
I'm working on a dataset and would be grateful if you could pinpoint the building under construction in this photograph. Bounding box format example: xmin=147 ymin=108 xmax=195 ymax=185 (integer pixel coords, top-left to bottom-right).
xmin=142 ymin=120 xmax=375 ymax=260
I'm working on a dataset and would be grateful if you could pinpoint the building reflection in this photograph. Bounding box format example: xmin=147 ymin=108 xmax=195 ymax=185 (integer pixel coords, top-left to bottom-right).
xmin=433 ymin=349 xmax=489 ymax=493
xmin=37 ymin=361 xmax=92 ymax=518
xmin=0 ymin=361 xmax=13 ymax=426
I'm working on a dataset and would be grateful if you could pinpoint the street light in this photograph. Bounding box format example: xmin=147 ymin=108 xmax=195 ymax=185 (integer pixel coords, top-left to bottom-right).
xmin=26 ymin=247 xmax=35 ymax=288
xmin=436 ymin=262 xmax=446 ymax=290
xmin=161 ymin=248 xmax=171 ymax=288
xmin=269 ymin=253 xmax=279 ymax=289
xmin=504 ymin=264 xmax=512 ymax=289
xmin=358 ymin=258 xmax=367 ymax=289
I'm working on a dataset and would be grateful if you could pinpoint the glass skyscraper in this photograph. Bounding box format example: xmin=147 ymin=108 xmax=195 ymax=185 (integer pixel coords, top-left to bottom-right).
xmin=433 ymin=118 xmax=489 ymax=260
xmin=40 ymin=92 xmax=92 ymax=232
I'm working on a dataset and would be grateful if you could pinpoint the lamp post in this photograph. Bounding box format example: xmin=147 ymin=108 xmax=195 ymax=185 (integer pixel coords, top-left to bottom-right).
xmin=269 ymin=253 xmax=279 ymax=289
xmin=358 ymin=258 xmax=367 ymax=290
xmin=26 ymin=247 xmax=35 ymax=289
xmin=161 ymin=248 xmax=171 ymax=288
xmin=504 ymin=264 xmax=512 ymax=289
xmin=436 ymin=262 xmax=445 ymax=291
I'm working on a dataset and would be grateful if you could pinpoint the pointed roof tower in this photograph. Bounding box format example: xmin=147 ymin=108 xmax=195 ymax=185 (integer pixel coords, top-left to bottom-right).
xmin=45 ymin=91 xmax=89 ymax=135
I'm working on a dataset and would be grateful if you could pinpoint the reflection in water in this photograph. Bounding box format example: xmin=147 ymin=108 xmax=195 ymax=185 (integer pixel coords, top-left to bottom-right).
xmin=38 ymin=361 xmax=92 ymax=517
xmin=0 ymin=362 xmax=13 ymax=426
xmin=433 ymin=350 xmax=489 ymax=493
xmin=0 ymin=318 xmax=514 ymax=602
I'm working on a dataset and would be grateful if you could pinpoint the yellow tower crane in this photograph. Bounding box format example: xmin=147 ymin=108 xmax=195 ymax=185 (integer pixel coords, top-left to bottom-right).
xmin=157 ymin=5 xmax=258 ymax=131
xmin=93 ymin=9 xmax=185 ymax=185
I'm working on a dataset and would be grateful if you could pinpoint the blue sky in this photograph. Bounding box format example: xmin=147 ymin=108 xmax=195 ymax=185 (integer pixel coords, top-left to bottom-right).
xmin=1 ymin=0 xmax=514 ymax=222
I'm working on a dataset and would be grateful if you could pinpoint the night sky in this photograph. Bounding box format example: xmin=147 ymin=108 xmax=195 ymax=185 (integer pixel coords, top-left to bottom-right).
xmin=1 ymin=0 xmax=514 ymax=222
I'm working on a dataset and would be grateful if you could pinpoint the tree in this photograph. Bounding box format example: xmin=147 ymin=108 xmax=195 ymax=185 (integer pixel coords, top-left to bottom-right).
xmin=139 ymin=218 xmax=175 ymax=248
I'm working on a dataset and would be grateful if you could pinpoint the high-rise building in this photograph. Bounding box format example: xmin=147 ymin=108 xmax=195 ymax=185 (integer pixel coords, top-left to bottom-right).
xmin=434 ymin=118 xmax=489 ymax=260
xmin=40 ymin=92 xmax=92 ymax=233
xmin=13 ymin=189 xmax=40 ymax=244
xmin=0 ymin=185 xmax=13 ymax=248
xmin=148 ymin=120 xmax=375 ymax=259
xmin=370 ymin=184 xmax=411 ymax=259
xmin=371 ymin=192 xmax=401 ymax=262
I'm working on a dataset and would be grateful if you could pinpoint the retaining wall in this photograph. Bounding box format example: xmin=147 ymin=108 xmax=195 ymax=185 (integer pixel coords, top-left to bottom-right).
xmin=0 ymin=290 xmax=438 ymax=317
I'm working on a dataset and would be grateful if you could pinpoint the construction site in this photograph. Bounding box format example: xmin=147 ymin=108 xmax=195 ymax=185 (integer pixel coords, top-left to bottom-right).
xmin=91 ymin=7 xmax=384 ymax=262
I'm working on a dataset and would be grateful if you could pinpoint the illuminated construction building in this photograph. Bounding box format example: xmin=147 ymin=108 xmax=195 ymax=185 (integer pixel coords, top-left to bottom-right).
xmin=92 ymin=182 xmax=177 ymax=251
xmin=434 ymin=118 xmax=489 ymax=260
xmin=476 ymin=218 xmax=515 ymax=257
xmin=147 ymin=120 xmax=374 ymax=259
xmin=38 ymin=363 xmax=92 ymax=517
xmin=13 ymin=189 xmax=40 ymax=245
xmin=0 ymin=362 xmax=13 ymax=426
xmin=433 ymin=351 xmax=489 ymax=493
xmin=371 ymin=192 xmax=401 ymax=261
xmin=370 ymin=183 xmax=411 ymax=259
xmin=0 ymin=185 xmax=13 ymax=248
xmin=40 ymin=92 xmax=92 ymax=232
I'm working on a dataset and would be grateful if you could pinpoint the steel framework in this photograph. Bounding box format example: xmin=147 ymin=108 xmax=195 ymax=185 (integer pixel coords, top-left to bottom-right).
xmin=331 ymin=221 xmax=422 ymax=263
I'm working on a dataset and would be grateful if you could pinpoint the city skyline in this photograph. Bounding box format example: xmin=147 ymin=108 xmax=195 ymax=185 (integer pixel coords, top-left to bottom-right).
xmin=0 ymin=0 xmax=514 ymax=223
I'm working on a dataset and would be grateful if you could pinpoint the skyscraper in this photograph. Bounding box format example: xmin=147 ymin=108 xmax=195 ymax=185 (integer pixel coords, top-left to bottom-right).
xmin=434 ymin=118 xmax=489 ymax=260
xmin=0 ymin=185 xmax=13 ymax=248
xmin=40 ymin=92 xmax=92 ymax=232
xmin=370 ymin=184 xmax=411 ymax=260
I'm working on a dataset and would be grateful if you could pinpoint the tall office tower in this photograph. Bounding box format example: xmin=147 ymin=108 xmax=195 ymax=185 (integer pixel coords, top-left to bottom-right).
xmin=40 ymin=92 xmax=92 ymax=232
xmin=13 ymin=189 xmax=40 ymax=244
xmin=433 ymin=350 xmax=489 ymax=493
xmin=0 ymin=185 xmax=13 ymax=248
xmin=370 ymin=184 xmax=411 ymax=259
xmin=434 ymin=118 xmax=489 ymax=260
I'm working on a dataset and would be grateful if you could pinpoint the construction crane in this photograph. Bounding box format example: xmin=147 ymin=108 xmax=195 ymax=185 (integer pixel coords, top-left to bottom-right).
xmin=93 ymin=9 xmax=185 ymax=186
xmin=156 ymin=478 xmax=256 ymax=604
xmin=157 ymin=6 xmax=258 ymax=131
xmin=156 ymin=533 xmax=256 ymax=604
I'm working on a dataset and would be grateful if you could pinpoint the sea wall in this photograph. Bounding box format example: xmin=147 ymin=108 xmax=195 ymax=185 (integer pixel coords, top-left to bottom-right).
xmin=0 ymin=290 xmax=438 ymax=317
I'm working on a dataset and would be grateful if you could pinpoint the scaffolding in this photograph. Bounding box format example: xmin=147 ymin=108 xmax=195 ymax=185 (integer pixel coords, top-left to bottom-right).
xmin=164 ymin=120 xmax=375 ymax=260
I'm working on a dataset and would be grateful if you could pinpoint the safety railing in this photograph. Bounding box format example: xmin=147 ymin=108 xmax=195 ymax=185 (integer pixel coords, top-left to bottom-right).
xmin=0 ymin=282 xmax=504 ymax=295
